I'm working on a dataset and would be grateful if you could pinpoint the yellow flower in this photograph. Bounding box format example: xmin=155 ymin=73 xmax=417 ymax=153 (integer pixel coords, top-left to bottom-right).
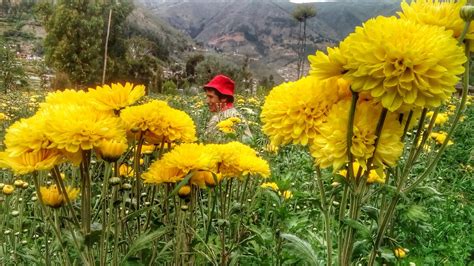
xmin=121 ymin=100 xmax=197 ymax=144
xmin=237 ymin=98 xmax=245 ymax=104
xmin=2 ymin=185 xmax=14 ymax=195
xmin=4 ymin=114 xmax=50 ymax=157
xmin=308 ymin=46 xmax=347 ymax=81
xmin=311 ymin=100 xmax=404 ymax=171
xmin=212 ymin=142 xmax=270 ymax=178
xmin=261 ymin=182 xmax=279 ymax=191
xmin=340 ymin=16 xmax=466 ymax=111
xmin=0 ymin=149 xmax=63 ymax=175
xmin=280 ymin=190 xmax=293 ymax=200
xmin=178 ymin=185 xmax=192 ymax=199
xmin=95 ymin=138 xmax=128 ymax=162
xmin=39 ymin=185 xmax=80 ymax=208
xmin=13 ymin=179 xmax=25 ymax=188
xmin=430 ymin=131 xmax=454 ymax=146
xmin=217 ymin=117 xmax=241 ymax=134
xmin=118 ymin=164 xmax=134 ymax=178
xmin=398 ymin=0 xmax=473 ymax=48
xmin=142 ymin=143 xmax=218 ymax=185
xmin=88 ymin=82 xmax=145 ymax=111
xmin=45 ymin=105 xmax=126 ymax=153
xmin=264 ymin=143 xmax=279 ymax=154
xmin=191 ymin=170 xmax=221 ymax=188
xmin=40 ymin=89 xmax=91 ymax=109
xmin=141 ymin=144 xmax=156 ymax=155
xmin=338 ymin=161 xmax=386 ymax=184
xmin=394 ymin=247 xmax=407 ymax=259
xmin=0 ymin=112 xmax=7 ymax=121
xmin=261 ymin=76 xmax=344 ymax=146
xmin=426 ymin=112 xmax=449 ymax=126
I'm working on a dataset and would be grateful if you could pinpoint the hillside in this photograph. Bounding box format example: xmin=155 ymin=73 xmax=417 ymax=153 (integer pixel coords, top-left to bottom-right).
xmin=134 ymin=0 xmax=400 ymax=80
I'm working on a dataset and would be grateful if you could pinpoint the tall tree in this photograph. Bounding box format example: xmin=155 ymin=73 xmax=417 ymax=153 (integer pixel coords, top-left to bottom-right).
xmin=37 ymin=0 xmax=132 ymax=87
xmin=292 ymin=4 xmax=316 ymax=79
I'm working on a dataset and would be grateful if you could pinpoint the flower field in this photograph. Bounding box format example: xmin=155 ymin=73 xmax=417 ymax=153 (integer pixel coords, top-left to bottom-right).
xmin=0 ymin=0 xmax=474 ymax=265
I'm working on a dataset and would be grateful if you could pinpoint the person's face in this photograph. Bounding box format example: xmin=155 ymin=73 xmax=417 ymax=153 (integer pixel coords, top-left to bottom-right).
xmin=205 ymin=89 xmax=226 ymax=112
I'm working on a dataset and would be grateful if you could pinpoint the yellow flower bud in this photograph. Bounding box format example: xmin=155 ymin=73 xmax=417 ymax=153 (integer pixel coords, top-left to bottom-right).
xmin=394 ymin=247 xmax=407 ymax=259
xmin=2 ymin=185 xmax=14 ymax=195
xmin=178 ymin=185 xmax=192 ymax=199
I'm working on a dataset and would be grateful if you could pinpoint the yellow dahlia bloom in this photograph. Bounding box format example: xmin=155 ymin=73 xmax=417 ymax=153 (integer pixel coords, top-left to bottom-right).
xmin=399 ymin=0 xmax=474 ymax=47
xmin=261 ymin=76 xmax=343 ymax=146
xmin=213 ymin=142 xmax=270 ymax=178
xmin=95 ymin=138 xmax=128 ymax=162
xmin=88 ymin=82 xmax=145 ymax=111
xmin=45 ymin=105 xmax=126 ymax=153
xmin=261 ymin=182 xmax=279 ymax=191
xmin=308 ymin=46 xmax=347 ymax=81
xmin=40 ymin=89 xmax=92 ymax=110
xmin=340 ymin=16 xmax=466 ymax=111
xmin=121 ymin=100 xmax=196 ymax=144
xmin=120 ymin=100 xmax=169 ymax=132
xmin=141 ymin=144 xmax=156 ymax=155
xmin=0 ymin=149 xmax=63 ymax=175
xmin=311 ymin=100 xmax=404 ymax=171
xmin=40 ymin=185 xmax=80 ymax=208
xmin=142 ymin=143 xmax=218 ymax=185
xmin=4 ymin=114 xmax=50 ymax=157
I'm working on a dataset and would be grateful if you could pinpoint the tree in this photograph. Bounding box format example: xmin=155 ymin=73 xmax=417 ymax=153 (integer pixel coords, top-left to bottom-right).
xmin=195 ymin=55 xmax=243 ymax=90
xmin=37 ymin=0 xmax=133 ymax=87
xmin=0 ymin=43 xmax=28 ymax=93
xmin=292 ymin=4 xmax=316 ymax=79
xmin=185 ymin=53 xmax=205 ymax=83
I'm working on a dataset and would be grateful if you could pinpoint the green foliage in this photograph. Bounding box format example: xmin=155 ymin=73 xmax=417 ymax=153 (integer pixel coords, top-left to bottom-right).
xmin=162 ymin=80 xmax=177 ymax=95
xmin=0 ymin=42 xmax=28 ymax=93
xmin=195 ymin=55 xmax=243 ymax=90
xmin=38 ymin=0 xmax=133 ymax=87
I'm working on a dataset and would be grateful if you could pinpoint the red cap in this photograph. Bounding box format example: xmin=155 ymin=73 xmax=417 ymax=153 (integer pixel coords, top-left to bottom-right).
xmin=204 ymin=75 xmax=235 ymax=97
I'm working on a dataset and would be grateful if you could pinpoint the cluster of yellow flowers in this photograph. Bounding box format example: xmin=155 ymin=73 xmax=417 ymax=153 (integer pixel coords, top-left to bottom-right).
xmin=142 ymin=142 xmax=270 ymax=188
xmin=0 ymin=82 xmax=196 ymax=175
xmin=216 ymin=117 xmax=241 ymax=134
xmin=261 ymin=0 xmax=467 ymax=175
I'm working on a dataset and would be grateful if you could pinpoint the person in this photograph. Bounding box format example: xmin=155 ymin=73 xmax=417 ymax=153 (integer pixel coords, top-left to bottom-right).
xmin=203 ymin=74 xmax=252 ymax=141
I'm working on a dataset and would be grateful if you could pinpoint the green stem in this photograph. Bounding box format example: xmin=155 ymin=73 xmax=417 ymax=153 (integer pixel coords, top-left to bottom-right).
xmin=134 ymin=132 xmax=145 ymax=236
xmin=315 ymin=166 xmax=332 ymax=265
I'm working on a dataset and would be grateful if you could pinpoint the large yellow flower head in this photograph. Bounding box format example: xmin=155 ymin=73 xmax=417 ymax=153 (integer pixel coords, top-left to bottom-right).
xmin=340 ymin=16 xmax=466 ymax=111
xmin=308 ymin=46 xmax=347 ymax=81
xmin=44 ymin=105 xmax=127 ymax=153
xmin=120 ymin=100 xmax=169 ymax=132
xmin=3 ymin=113 xmax=50 ymax=157
xmin=261 ymin=76 xmax=343 ymax=146
xmin=0 ymin=149 xmax=63 ymax=175
xmin=398 ymin=0 xmax=474 ymax=44
xmin=88 ymin=82 xmax=146 ymax=111
xmin=155 ymin=107 xmax=197 ymax=143
xmin=142 ymin=143 xmax=218 ymax=185
xmin=40 ymin=89 xmax=91 ymax=110
xmin=311 ymin=99 xmax=404 ymax=171
xmin=212 ymin=142 xmax=270 ymax=178
xmin=40 ymin=185 xmax=80 ymax=208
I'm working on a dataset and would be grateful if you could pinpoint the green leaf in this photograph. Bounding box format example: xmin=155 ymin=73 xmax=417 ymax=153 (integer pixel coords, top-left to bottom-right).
xmin=121 ymin=228 xmax=168 ymax=263
xmin=342 ymin=218 xmax=371 ymax=239
xmin=280 ymin=233 xmax=319 ymax=265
